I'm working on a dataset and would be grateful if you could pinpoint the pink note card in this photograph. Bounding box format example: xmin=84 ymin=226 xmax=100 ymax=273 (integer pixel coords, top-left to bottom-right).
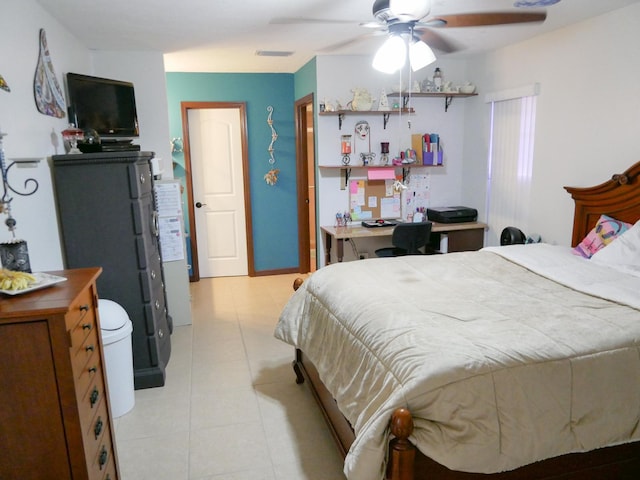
xmin=367 ymin=168 xmax=395 ymax=180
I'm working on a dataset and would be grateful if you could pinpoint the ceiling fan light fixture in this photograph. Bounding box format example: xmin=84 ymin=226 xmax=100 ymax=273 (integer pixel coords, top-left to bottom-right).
xmin=389 ymin=0 xmax=431 ymax=21
xmin=372 ymin=35 xmax=406 ymax=74
xmin=409 ymin=39 xmax=436 ymax=72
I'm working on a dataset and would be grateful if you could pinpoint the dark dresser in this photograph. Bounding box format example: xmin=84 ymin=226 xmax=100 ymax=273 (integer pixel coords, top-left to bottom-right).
xmin=52 ymin=151 xmax=172 ymax=389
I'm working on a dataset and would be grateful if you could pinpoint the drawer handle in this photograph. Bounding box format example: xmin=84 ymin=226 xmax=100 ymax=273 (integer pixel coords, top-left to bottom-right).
xmin=94 ymin=416 xmax=103 ymax=439
xmin=80 ymin=304 xmax=90 ymax=312
xmin=151 ymin=269 xmax=156 ymax=280
xmin=151 ymin=211 xmax=159 ymax=236
xmin=140 ymin=173 xmax=146 ymax=184
xmin=85 ymin=345 xmax=95 ymax=352
xmin=155 ymin=300 xmax=160 ymax=310
xmin=88 ymin=366 xmax=98 ymax=374
xmin=82 ymin=323 xmax=92 ymax=331
xmin=90 ymin=387 xmax=99 ymax=407
xmin=99 ymin=446 xmax=108 ymax=469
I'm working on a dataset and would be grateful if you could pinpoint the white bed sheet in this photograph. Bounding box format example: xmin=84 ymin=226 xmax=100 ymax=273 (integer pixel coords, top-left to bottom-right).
xmin=274 ymin=244 xmax=640 ymax=480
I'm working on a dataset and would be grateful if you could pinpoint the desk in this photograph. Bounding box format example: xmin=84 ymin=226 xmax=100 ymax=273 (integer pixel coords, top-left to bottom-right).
xmin=321 ymin=221 xmax=487 ymax=264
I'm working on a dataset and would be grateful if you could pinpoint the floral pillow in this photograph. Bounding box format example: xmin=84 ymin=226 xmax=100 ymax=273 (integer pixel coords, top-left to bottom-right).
xmin=572 ymin=214 xmax=632 ymax=258
xmin=590 ymin=220 xmax=640 ymax=274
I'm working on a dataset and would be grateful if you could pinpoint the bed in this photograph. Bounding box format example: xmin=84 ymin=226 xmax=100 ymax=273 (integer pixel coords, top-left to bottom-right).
xmin=274 ymin=161 xmax=640 ymax=480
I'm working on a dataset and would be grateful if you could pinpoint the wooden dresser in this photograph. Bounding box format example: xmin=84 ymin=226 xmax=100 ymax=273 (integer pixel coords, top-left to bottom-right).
xmin=0 ymin=267 xmax=120 ymax=480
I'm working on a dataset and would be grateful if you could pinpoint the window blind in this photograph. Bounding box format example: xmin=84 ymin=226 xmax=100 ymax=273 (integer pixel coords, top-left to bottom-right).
xmin=485 ymin=84 xmax=539 ymax=246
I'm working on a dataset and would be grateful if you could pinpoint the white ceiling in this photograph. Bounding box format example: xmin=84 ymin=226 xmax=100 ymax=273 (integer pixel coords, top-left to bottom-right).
xmin=35 ymin=0 xmax=640 ymax=73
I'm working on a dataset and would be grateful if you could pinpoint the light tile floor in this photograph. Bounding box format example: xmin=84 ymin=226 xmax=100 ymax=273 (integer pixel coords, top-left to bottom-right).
xmin=113 ymin=273 xmax=346 ymax=480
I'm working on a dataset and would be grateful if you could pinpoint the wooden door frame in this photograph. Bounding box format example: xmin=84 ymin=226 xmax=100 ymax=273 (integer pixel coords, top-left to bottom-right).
xmin=180 ymin=101 xmax=255 ymax=281
xmin=295 ymin=93 xmax=315 ymax=274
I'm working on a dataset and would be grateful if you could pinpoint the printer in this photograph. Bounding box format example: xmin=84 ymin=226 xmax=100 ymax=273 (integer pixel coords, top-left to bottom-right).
xmin=427 ymin=206 xmax=478 ymax=223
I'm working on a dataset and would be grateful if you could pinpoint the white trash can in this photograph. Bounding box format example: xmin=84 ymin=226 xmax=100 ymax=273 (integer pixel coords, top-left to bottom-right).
xmin=98 ymin=299 xmax=135 ymax=418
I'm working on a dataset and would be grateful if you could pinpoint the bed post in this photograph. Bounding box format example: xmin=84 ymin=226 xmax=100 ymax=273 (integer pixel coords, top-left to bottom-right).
xmin=387 ymin=408 xmax=416 ymax=480
xmin=293 ymin=277 xmax=304 ymax=291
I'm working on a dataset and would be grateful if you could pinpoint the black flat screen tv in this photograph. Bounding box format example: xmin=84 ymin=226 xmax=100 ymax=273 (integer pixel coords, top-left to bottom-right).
xmin=66 ymin=72 xmax=139 ymax=140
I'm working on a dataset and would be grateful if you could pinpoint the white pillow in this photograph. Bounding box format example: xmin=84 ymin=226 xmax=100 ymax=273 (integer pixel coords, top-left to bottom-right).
xmin=591 ymin=220 xmax=640 ymax=275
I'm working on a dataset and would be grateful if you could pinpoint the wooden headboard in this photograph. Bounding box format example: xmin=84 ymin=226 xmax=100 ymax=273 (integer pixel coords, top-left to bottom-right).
xmin=565 ymin=161 xmax=640 ymax=247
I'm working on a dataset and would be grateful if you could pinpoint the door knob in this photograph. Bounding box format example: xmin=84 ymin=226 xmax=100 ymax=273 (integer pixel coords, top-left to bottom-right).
xmin=195 ymin=202 xmax=207 ymax=208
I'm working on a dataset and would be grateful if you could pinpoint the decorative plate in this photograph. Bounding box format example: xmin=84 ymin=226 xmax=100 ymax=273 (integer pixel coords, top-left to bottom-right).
xmin=0 ymin=272 xmax=67 ymax=296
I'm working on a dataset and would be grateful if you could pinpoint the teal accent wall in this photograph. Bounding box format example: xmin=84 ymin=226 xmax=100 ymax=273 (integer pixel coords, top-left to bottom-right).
xmin=294 ymin=58 xmax=317 ymax=100
xmin=166 ymin=73 xmax=298 ymax=274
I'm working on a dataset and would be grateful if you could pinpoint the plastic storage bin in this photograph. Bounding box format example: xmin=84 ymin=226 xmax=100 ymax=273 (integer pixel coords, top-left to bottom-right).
xmin=98 ymin=299 xmax=135 ymax=418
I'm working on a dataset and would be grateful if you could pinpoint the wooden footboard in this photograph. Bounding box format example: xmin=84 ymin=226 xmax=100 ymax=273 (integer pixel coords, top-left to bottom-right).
xmin=294 ymin=346 xmax=640 ymax=480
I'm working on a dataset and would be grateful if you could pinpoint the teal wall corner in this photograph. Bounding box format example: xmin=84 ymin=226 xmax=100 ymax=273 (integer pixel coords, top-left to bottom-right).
xmin=166 ymin=72 xmax=299 ymax=274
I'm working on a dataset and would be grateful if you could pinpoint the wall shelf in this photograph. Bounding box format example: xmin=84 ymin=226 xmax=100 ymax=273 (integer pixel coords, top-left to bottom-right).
xmin=388 ymin=92 xmax=478 ymax=112
xmin=319 ymin=108 xmax=414 ymax=130
xmin=319 ymin=163 xmax=439 ymax=188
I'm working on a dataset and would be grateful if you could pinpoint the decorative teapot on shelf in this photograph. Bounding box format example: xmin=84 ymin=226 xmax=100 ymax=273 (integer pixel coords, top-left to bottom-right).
xmin=348 ymin=87 xmax=374 ymax=111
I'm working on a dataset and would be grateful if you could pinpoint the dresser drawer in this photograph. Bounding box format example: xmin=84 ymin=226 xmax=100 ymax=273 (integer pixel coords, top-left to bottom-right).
xmin=83 ymin=399 xmax=110 ymax=476
xmin=139 ymin=261 xmax=164 ymax=304
xmin=65 ymin=285 xmax=95 ymax=327
xmin=79 ymin=374 xmax=106 ymax=429
xmin=100 ymin=456 xmax=117 ymax=480
xmin=74 ymin=346 xmax=102 ymax=403
xmin=128 ymin=161 xmax=153 ymax=199
xmin=67 ymin=300 xmax=97 ymax=349
xmin=84 ymin=396 xmax=109 ymax=444
xmin=142 ymin=286 xmax=168 ymax=336
xmin=71 ymin=325 xmax=99 ymax=377
xmin=88 ymin=433 xmax=116 ymax=480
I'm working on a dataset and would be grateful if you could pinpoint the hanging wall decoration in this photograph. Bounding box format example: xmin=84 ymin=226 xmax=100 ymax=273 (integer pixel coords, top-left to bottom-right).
xmin=33 ymin=29 xmax=66 ymax=118
xmin=354 ymin=120 xmax=375 ymax=166
xmin=171 ymin=137 xmax=183 ymax=154
xmin=0 ymin=74 xmax=10 ymax=92
xmin=264 ymin=105 xmax=279 ymax=186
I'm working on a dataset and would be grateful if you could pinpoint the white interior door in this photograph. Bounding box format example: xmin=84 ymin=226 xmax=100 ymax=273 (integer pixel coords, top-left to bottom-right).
xmin=188 ymin=108 xmax=248 ymax=277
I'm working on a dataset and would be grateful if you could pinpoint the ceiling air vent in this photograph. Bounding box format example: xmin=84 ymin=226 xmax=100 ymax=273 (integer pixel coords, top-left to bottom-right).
xmin=255 ymin=50 xmax=294 ymax=57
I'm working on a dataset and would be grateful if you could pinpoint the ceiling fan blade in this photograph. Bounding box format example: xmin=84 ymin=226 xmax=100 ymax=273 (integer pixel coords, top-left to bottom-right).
xmin=415 ymin=28 xmax=460 ymax=54
xmin=360 ymin=20 xmax=386 ymax=29
xmin=430 ymin=11 xmax=547 ymax=28
xmin=319 ymin=32 xmax=380 ymax=53
xmin=269 ymin=17 xmax=357 ymax=25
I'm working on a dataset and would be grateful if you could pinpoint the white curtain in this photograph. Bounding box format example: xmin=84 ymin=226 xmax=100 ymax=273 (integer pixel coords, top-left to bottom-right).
xmin=484 ymin=84 xmax=539 ymax=246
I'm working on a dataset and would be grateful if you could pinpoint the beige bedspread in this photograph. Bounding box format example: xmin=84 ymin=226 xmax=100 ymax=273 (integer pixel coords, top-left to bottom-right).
xmin=274 ymin=244 xmax=640 ymax=480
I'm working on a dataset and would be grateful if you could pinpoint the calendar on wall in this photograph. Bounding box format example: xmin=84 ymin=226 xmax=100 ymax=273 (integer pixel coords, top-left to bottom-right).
xmin=154 ymin=180 xmax=186 ymax=262
xmin=402 ymin=171 xmax=431 ymax=220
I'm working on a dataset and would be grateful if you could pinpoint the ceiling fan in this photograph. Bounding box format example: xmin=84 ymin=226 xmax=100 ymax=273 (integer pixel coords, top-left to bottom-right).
xmin=271 ymin=0 xmax=552 ymax=57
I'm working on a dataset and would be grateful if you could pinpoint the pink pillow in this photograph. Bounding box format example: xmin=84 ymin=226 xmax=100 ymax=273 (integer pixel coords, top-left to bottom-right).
xmin=572 ymin=215 xmax=632 ymax=258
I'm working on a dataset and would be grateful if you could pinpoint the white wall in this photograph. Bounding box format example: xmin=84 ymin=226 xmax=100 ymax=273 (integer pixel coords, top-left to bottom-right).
xmin=0 ymin=0 xmax=91 ymax=270
xmin=91 ymin=51 xmax=173 ymax=177
xmin=315 ymin=55 xmax=471 ymax=263
xmin=0 ymin=0 xmax=173 ymax=272
xmin=461 ymin=3 xmax=640 ymax=246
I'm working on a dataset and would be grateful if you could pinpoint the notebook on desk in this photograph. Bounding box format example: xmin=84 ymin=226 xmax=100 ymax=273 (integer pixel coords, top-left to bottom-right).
xmin=361 ymin=219 xmax=398 ymax=228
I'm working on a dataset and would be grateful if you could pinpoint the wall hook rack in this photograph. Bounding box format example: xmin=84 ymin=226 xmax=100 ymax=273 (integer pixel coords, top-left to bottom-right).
xmin=0 ymin=132 xmax=42 ymax=236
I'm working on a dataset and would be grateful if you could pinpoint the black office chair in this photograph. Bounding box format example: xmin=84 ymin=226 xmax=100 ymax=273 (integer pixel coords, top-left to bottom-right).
xmin=375 ymin=221 xmax=433 ymax=257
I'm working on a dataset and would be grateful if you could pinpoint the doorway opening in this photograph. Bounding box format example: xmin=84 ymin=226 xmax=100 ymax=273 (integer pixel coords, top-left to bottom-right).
xmin=295 ymin=94 xmax=317 ymax=273
xmin=180 ymin=101 xmax=255 ymax=281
